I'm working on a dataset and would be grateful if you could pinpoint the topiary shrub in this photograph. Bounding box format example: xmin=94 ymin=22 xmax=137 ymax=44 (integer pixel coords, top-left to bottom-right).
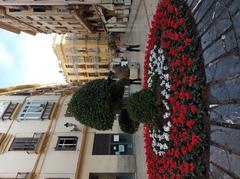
xmin=118 ymin=109 xmax=140 ymax=134
xmin=126 ymin=89 xmax=156 ymax=123
xmin=68 ymin=79 xmax=114 ymax=130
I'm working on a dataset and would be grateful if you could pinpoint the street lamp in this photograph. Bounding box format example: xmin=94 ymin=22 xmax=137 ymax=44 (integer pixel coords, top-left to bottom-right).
xmin=64 ymin=122 xmax=81 ymax=132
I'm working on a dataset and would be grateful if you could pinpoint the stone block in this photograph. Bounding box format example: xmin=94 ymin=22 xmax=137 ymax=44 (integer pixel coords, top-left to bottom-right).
xmin=238 ymin=37 xmax=240 ymax=48
xmin=210 ymin=163 xmax=234 ymax=179
xmin=210 ymin=55 xmax=240 ymax=81
xmin=194 ymin=0 xmax=215 ymax=24
xmin=212 ymin=0 xmax=226 ymax=19
xmin=203 ymin=38 xmax=225 ymax=64
xmin=211 ymin=125 xmax=240 ymax=150
xmin=210 ymin=77 xmax=240 ymax=101
xmin=197 ymin=11 xmax=212 ymax=35
xmin=229 ymin=0 xmax=240 ymax=15
xmin=210 ymin=146 xmax=240 ymax=177
xmin=224 ymin=30 xmax=238 ymax=52
xmin=210 ymin=104 xmax=240 ymax=124
xmin=223 ymin=0 xmax=234 ymax=5
xmin=232 ymin=11 xmax=240 ymax=38
xmin=209 ymin=81 xmax=229 ymax=101
xmin=201 ymin=24 xmax=217 ymax=49
xmin=205 ymin=62 xmax=217 ymax=83
xmin=225 ymin=77 xmax=240 ymax=99
xmin=215 ymin=10 xmax=232 ymax=36
xmin=203 ymin=29 xmax=238 ymax=65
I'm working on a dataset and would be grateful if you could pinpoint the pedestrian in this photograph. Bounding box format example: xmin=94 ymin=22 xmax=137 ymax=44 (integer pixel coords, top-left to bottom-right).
xmin=107 ymin=70 xmax=115 ymax=85
xmin=109 ymin=66 xmax=142 ymax=85
xmin=116 ymin=44 xmax=141 ymax=52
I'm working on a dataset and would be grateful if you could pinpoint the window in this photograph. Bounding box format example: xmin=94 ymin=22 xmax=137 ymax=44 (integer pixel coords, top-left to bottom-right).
xmin=32 ymin=5 xmax=47 ymax=12
xmin=99 ymin=65 xmax=109 ymax=68
xmin=99 ymin=72 xmax=109 ymax=76
xmin=77 ymin=72 xmax=87 ymax=76
xmin=76 ymin=64 xmax=86 ymax=69
xmin=65 ymin=64 xmax=74 ymax=68
xmin=0 ymin=101 xmax=17 ymax=120
xmin=18 ymin=101 xmax=54 ymax=120
xmin=88 ymin=73 xmax=98 ymax=77
xmin=67 ymin=72 xmax=76 ymax=76
xmin=92 ymin=134 xmax=133 ymax=155
xmin=55 ymin=136 xmax=78 ymax=150
xmin=10 ymin=137 xmax=40 ymax=151
xmin=1 ymin=102 xmax=18 ymax=120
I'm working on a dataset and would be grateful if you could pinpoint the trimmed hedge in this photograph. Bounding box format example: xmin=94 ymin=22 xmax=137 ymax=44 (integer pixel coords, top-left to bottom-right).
xmin=68 ymin=79 xmax=114 ymax=130
xmin=126 ymin=89 xmax=156 ymax=123
xmin=118 ymin=109 xmax=140 ymax=134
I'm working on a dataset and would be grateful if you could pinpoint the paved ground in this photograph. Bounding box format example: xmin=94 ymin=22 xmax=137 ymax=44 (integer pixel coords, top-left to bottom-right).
xmin=120 ymin=0 xmax=160 ymax=178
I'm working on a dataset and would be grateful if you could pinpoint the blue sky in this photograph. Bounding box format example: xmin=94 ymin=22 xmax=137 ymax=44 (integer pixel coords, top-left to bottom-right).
xmin=0 ymin=29 xmax=65 ymax=88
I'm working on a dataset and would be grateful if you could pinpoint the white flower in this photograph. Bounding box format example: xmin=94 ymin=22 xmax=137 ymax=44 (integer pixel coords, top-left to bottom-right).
xmin=167 ymin=121 xmax=172 ymax=127
xmin=163 ymin=125 xmax=170 ymax=132
xmin=158 ymin=48 xmax=163 ymax=54
xmin=165 ymin=134 xmax=169 ymax=141
xmin=163 ymin=112 xmax=170 ymax=119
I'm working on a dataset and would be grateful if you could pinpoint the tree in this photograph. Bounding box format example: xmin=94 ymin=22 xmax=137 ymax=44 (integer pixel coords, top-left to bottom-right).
xmin=68 ymin=79 xmax=124 ymax=130
xmin=126 ymin=89 xmax=156 ymax=123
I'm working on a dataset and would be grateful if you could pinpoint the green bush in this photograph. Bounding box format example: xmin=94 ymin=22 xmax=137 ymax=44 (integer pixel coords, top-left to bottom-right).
xmin=118 ymin=109 xmax=140 ymax=134
xmin=126 ymin=89 xmax=156 ymax=123
xmin=68 ymin=79 xmax=114 ymax=130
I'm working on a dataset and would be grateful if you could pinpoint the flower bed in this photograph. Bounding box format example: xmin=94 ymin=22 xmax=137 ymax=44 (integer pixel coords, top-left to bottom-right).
xmin=143 ymin=0 xmax=208 ymax=178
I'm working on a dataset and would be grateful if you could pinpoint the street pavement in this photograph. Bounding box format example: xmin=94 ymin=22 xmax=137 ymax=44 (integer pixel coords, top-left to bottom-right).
xmin=120 ymin=0 xmax=160 ymax=178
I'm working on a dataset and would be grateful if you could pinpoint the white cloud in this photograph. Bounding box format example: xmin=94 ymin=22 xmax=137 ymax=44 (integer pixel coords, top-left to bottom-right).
xmin=18 ymin=33 xmax=66 ymax=85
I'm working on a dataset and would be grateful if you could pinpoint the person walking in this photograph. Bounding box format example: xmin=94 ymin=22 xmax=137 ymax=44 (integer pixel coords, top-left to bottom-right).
xmin=116 ymin=44 xmax=141 ymax=52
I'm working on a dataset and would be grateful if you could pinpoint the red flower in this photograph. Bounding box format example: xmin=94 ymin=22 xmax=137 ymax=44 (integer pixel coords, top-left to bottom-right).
xmin=180 ymin=66 xmax=185 ymax=73
xmin=179 ymin=18 xmax=185 ymax=25
xmin=189 ymin=75 xmax=196 ymax=86
xmin=172 ymin=174 xmax=181 ymax=179
xmin=185 ymin=37 xmax=192 ymax=46
xmin=190 ymin=105 xmax=197 ymax=113
xmin=187 ymin=143 xmax=194 ymax=152
xmin=181 ymin=146 xmax=187 ymax=155
xmin=178 ymin=45 xmax=184 ymax=52
xmin=161 ymin=35 xmax=171 ymax=48
xmin=170 ymin=47 xmax=176 ymax=56
xmin=185 ymin=92 xmax=192 ymax=100
xmin=192 ymin=132 xmax=202 ymax=145
xmin=182 ymin=54 xmax=187 ymax=64
xmin=188 ymin=57 xmax=193 ymax=67
xmin=182 ymin=75 xmax=188 ymax=84
xmin=186 ymin=119 xmax=196 ymax=128
xmin=189 ymin=163 xmax=195 ymax=172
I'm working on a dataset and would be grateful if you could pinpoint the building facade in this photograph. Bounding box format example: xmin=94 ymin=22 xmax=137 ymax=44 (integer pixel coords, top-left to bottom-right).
xmin=0 ymin=86 xmax=136 ymax=179
xmin=53 ymin=33 xmax=112 ymax=86
xmin=0 ymin=0 xmax=132 ymax=35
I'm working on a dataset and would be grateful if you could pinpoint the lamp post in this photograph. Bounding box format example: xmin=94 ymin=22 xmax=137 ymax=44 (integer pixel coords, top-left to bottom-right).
xmin=64 ymin=122 xmax=81 ymax=132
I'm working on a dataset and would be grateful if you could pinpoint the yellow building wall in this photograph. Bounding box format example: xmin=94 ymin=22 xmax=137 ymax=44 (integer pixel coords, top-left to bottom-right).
xmin=53 ymin=33 xmax=112 ymax=85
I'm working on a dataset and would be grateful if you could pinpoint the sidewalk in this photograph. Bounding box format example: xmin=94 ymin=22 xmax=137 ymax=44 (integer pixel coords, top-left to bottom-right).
xmin=120 ymin=0 xmax=159 ymax=178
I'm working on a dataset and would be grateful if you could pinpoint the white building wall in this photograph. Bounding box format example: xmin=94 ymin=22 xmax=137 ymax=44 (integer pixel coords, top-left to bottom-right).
xmin=0 ymin=95 xmax=61 ymax=178
xmin=39 ymin=96 xmax=83 ymax=179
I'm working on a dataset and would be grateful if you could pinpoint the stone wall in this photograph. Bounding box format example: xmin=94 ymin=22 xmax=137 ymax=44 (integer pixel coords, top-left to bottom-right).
xmin=186 ymin=0 xmax=240 ymax=178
